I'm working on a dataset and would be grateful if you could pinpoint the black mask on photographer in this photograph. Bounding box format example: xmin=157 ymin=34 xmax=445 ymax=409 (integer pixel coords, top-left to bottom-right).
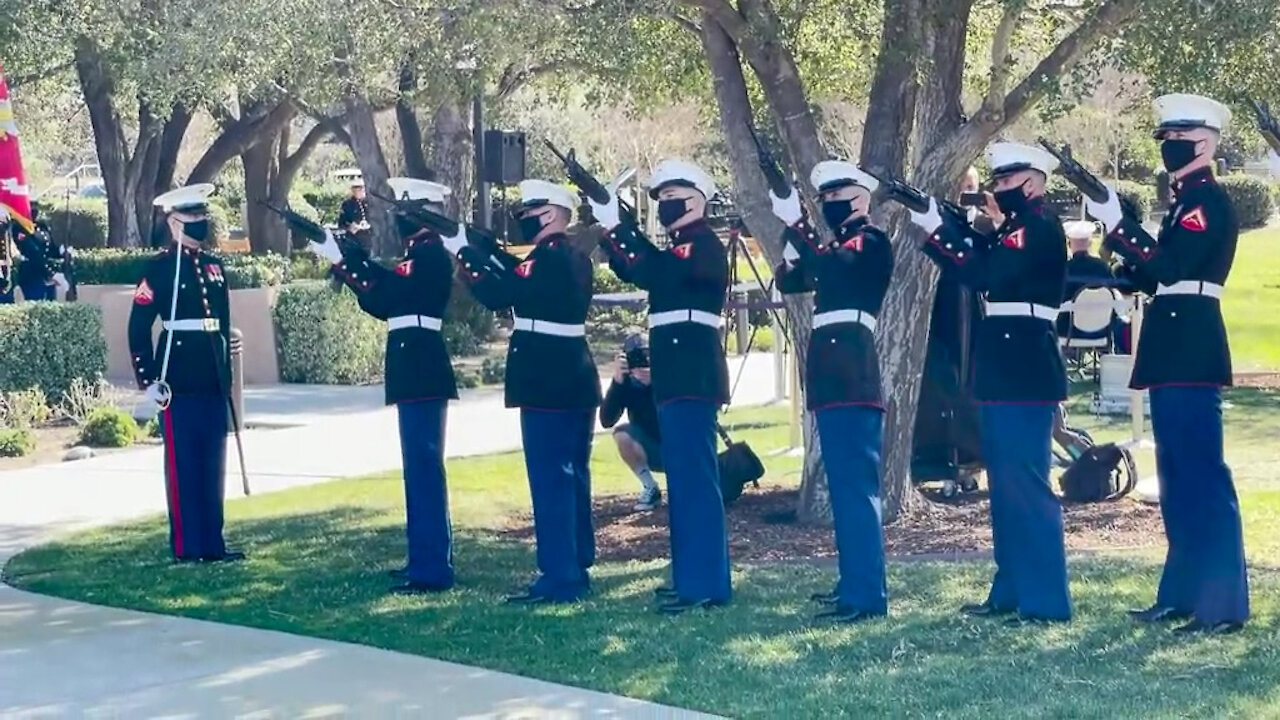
xmin=1160 ymin=138 xmax=1200 ymax=173
xmin=182 ymin=218 xmax=211 ymax=243
xmin=657 ymin=198 xmax=689 ymax=228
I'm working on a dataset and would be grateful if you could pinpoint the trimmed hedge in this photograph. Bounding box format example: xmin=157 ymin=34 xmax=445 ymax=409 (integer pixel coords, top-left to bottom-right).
xmin=75 ymin=249 xmax=290 ymax=289
xmin=1218 ymin=174 xmax=1275 ymax=228
xmin=274 ymin=281 xmax=386 ymax=384
xmin=42 ymin=200 xmax=110 ymax=249
xmin=1044 ymin=176 xmax=1156 ymax=220
xmin=300 ymin=189 xmax=349 ymax=222
xmin=0 ymin=303 xmax=108 ymax=398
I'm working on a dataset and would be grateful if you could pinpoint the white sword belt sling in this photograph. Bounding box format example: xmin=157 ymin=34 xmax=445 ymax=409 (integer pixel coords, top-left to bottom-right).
xmin=387 ymin=315 xmax=443 ymax=332
xmin=812 ymin=309 xmax=878 ymax=333
xmin=1155 ymin=280 xmax=1224 ymax=299
xmin=512 ymin=315 xmax=586 ymax=338
xmin=648 ymin=308 xmax=724 ymax=330
xmin=153 ymin=250 xmax=186 ymax=411
xmin=984 ymin=301 xmax=1060 ymax=321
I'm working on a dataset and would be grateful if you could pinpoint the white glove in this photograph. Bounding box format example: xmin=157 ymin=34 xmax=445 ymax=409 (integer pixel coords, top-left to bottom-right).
xmin=441 ymin=222 xmax=468 ymax=255
xmin=908 ymin=198 xmax=943 ymax=235
xmin=782 ymin=241 xmax=800 ymax=264
xmin=770 ymin=190 xmax=803 ymax=226
xmin=1267 ymin=149 xmax=1280 ymax=179
xmin=307 ymin=228 xmax=343 ymax=264
xmin=1084 ymin=185 xmax=1123 ymax=234
xmin=52 ymin=273 xmax=68 ymax=290
xmin=143 ymin=382 xmax=171 ymax=409
xmin=587 ymin=191 xmax=622 ymax=231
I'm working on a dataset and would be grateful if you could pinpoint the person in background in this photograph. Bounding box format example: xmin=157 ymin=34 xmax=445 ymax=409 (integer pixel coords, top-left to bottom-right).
xmin=0 ymin=209 xmax=13 ymax=304
xmin=1058 ymin=220 xmax=1113 ymax=339
xmin=600 ymin=333 xmax=664 ymax=511
xmin=11 ymin=202 xmax=67 ymax=301
xmin=337 ymin=178 xmax=372 ymax=248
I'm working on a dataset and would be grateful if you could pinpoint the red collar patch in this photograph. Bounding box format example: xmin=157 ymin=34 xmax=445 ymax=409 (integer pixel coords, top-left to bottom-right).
xmin=671 ymin=242 xmax=693 ymax=259
xmin=395 ymin=260 xmax=414 ymax=276
xmin=133 ymin=279 xmax=154 ymax=305
xmin=515 ymin=259 xmax=536 ymax=278
xmin=1179 ymin=206 xmax=1207 ymax=232
xmin=1001 ymin=228 xmax=1026 ymax=249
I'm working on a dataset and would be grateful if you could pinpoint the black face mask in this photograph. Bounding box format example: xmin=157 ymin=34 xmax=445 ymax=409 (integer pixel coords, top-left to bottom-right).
xmin=993 ymin=185 xmax=1028 ymax=215
xmin=518 ymin=214 xmax=546 ymax=243
xmin=820 ymin=200 xmax=855 ymax=231
xmin=657 ymin=198 xmax=689 ymax=228
xmin=183 ymin=219 xmax=210 ymax=243
xmin=1161 ymin=138 xmax=1199 ymax=172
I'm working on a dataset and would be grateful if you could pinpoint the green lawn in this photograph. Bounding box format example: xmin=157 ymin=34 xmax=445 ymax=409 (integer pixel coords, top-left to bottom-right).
xmin=7 ymin=393 xmax=1280 ymax=718
xmin=1221 ymin=226 xmax=1280 ymax=372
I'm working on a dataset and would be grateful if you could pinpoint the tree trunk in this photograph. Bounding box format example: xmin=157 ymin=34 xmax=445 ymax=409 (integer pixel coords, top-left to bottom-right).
xmin=426 ymin=95 xmax=472 ymax=219
xmin=188 ymin=98 xmax=296 ymax=185
xmin=343 ymin=92 xmax=397 ymax=257
xmin=242 ymin=130 xmax=286 ymax=254
xmin=74 ymin=38 xmax=139 ymax=248
xmin=396 ymin=61 xmax=433 ymax=180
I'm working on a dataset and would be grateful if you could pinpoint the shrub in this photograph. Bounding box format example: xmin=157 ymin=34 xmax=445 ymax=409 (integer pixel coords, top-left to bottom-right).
xmin=1114 ymin=180 xmax=1156 ymax=220
xmin=444 ymin=280 xmax=496 ymax=357
xmin=288 ymin=253 xmax=335 ymax=282
xmin=0 ymin=427 xmax=34 ymax=457
xmin=1219 ymin=174 xmax=1275 ymax=228
xmin=1 ymin=388 xmax=52 ymax=429
xmin=0 ymin=304 xmax=108 ymax=398
xmin=301 ymin=188 xmax=349 ymax=222
xmin=58 ymin=377 xmax=117 ymax=425
xmin=480 ymin=356 xmax=506 ymax=385
xmin=78 ymin=407 xmax=138 ymax=448
xmin=206 ymin=202 xmax=232 ymax=247
xmin=1117 ymin=135 xmax=1161 ymax=183
xmin=287 ymin=193 xmax=322 ymax=249
xmin=454 ymin=368 xmax=481 ymax=389
xmin=1044 ymin=176 xmax=1156 ymax=220
xmin=74 ymin=249 xmax=288 ymax=289
xmin=274 ymin=281 xmax=385 ymax=384
xmin=143 ymin=416 xmax=163 ymax=438
xmin=42 ymin=200 xmax=110 ymax=249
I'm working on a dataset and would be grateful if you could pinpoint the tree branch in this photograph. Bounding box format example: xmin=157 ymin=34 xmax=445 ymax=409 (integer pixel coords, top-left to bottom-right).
xmin=7 ymin=62 xmax=73 ymax=89
xmin=981 ymin=0 xmax=1023 ymax=114
xmin=665 ymin=10 xmax=702 ymax=35
xmin=675 ymin=0 xmax=750 ymax=46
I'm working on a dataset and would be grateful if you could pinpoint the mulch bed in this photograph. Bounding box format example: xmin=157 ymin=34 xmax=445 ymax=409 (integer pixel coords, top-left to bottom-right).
xmin=1236 ymin=373 xmax=1280 ymax=390
xmin=497 ymin=484 xmax=1166 ymax=565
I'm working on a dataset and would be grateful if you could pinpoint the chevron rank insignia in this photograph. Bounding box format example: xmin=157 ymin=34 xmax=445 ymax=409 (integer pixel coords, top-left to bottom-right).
xmin=672 ymin=243 xmax=693 ymax=259
xmin=1001 ymin=228 xmax=1026 ymax=249
xmin=133 ymin=279 xmax=154 ymax=305
xmin=1179 ymin=207 xmax=1207 ymax=232
xmin=515 ymin=259 xmax=535 ymax=278
xmin=395 ymin=260 xmax=414 ymax=276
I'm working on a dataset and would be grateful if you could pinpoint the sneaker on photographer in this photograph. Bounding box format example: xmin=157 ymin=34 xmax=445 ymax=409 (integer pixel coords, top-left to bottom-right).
xmin=634 ymin=485 xmax=662 ymax=512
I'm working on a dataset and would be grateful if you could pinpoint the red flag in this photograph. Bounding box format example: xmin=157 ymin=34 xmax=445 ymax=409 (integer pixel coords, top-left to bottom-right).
xmin=0 ymin=63 xmax=34 ymax=234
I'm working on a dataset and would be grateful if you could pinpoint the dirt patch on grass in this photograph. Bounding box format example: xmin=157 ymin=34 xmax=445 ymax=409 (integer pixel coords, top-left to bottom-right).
xmin=498 ymin=483 xmax=1165 ymax=564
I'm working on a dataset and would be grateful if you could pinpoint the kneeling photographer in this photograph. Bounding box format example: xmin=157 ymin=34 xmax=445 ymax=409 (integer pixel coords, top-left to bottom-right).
xmin=601 ymin=333 xmax=664 ymax=511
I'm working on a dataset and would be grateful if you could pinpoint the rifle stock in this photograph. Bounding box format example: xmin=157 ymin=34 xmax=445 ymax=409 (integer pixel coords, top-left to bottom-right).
xmin=862 ymin=167 xmax=964 ymax=217
xmin=1248 ymin=98 xmax=1280 ymax=154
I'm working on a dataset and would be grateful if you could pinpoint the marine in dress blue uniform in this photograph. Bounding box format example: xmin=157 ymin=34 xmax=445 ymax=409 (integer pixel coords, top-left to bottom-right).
xmin=128 ymin=184 xmax=242 ymax=563
xmin=1086 ymin=94 xmax=1249 ymax=635
xmin=313 ymin=177 xmax=460 ymax=595
xmin=11 ymin=204 xmax=67 ymax=301
xmin=591 ymin=159 xmax=732 ymax=615
xmin=453 ymin=179 xmax=600 ymax=604
xmin=910 ymin=143 xmax=1072 ymax=625
xmin=770 ymin=161 xmax=893 ymax=624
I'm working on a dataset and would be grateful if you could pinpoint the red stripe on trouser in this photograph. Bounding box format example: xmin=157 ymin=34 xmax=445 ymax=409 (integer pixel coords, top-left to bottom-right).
xmin=162 ymin=408 xmax=184 ymax=557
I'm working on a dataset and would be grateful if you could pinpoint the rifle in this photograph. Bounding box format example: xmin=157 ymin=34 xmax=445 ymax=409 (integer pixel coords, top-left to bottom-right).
xmin=259 ymin=201 xmax=351 ymax=252
xmin=367 ymin=191 xmax=505 ymax=265
xmin=746 ymin=123 xmax=793 ymax=198
xmin=861 ymin=166 xmax=965 ymax=218
xmin=1037 ymin=138 xmax=1109 ymax=203
xmin=544 ymin=140 xmax=636 ymax=221
xmin=1248 ymin=98 xmax=1280 ymax=154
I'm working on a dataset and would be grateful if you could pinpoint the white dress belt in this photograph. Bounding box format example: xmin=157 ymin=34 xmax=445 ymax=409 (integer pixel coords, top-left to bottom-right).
xmin=1156 ymin=280 xmax=1224 ymax=299
xmin=387 ymin=315 xmax=443 ymax=332
xmin=984 ymin=302 xmax=1059 ymax=321
xmin=812 ymin=309 xmax=877 ymax=333
xmin=163 ymin=318 xmax=221 ymax=332
xmin=648 ymin=309 xmax=724 ymax=329
xmin=512 ymin=315 xmax=586 ymax=337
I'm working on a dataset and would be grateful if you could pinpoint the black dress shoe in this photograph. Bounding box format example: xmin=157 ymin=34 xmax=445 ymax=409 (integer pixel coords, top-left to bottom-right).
xmin=202 ymin=551 xmax=246 ymax=563
xmin=388 ymin=567 xmax=408 ymax=580
xmin=504 ymin=590 xmax=548 ymax=605
xmin=815 ymin=606 xmax=881 ymax=624
xmin=657 ymin=598 xmax=726 ymax=616
xmin=1172 ymin=619 xmax=1244 ymax=636
xmin=654 ymin=586 xmax=678 ymax=599
xmin=172 ymin=556 xmax=201 ymax=564
xmin=810 ymin=591 xmax=839 ymax=605
xmin=1128 ymin=605 xmax=1192 ymax=624
xmin=961 ymin=602 xmax=1014 ymax=618
xmin=389 ymin=581 xmax=452 ymax=595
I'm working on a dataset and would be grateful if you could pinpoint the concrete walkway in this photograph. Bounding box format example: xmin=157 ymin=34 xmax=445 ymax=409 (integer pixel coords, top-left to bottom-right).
xmin=0 ymin=354 xmax=780 ymax=717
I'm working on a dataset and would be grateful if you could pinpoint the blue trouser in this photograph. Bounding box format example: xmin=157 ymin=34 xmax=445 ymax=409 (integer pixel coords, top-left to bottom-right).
xmin=816 ymin=406 xmax=887 ymax=615
xmin=1150 ymin=386 xmax=1249 ymax=624
xmin=520 ymin=409 xmax=595 ymax=601
xmin=0 ymin=287 xmax=13 ymax=303
xmin=979 ymin=404 xmax=1071 ymax=621
xmin=397 ymin=400 xmax=454 ymax=588
xmin=658 ymin=400 xmax=731 ymax=603
xmin=160 ymin=394 xmax=229 ymax=560
xmin=19 ymin=280 xmax=56 ymax=301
